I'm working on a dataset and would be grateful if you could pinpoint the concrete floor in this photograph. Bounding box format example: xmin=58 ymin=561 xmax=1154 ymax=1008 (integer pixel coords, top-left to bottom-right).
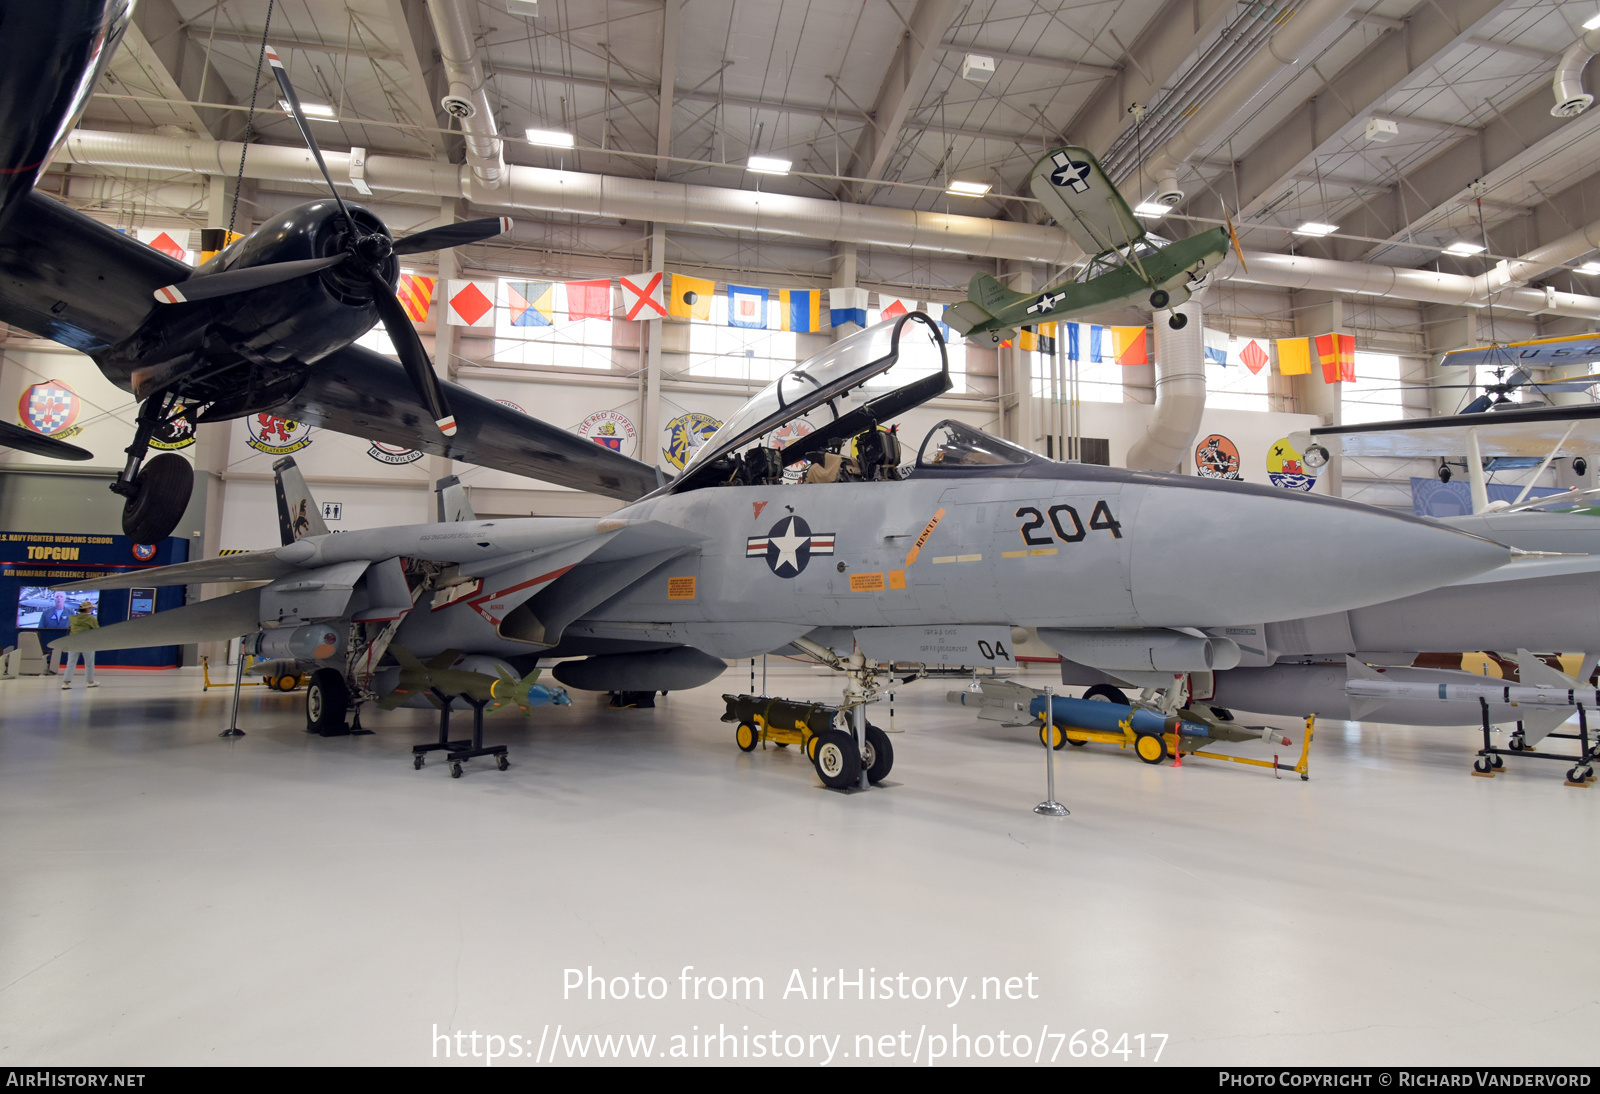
xmin=0 ymin=661 xmax=1594 ymax=1067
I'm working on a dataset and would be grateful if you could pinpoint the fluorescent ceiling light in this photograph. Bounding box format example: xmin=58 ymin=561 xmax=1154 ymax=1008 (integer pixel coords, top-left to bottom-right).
xmin=1444 ymin=241 xmax=1485 ymax=256
xmin=1293 ymin=221 xmax=1338 ymax=237
xmin=747 ymin=155 xmax=792 ymax=175
xmin=1134 ymin=201 xmax=1169 ymax=219
xmin=281 ymin=99 xmax=334 ymax=117
xmin=945 ymin=179 xmax=992 ymax=197
xmin=526 ymin=127 xmax=574 ymax=148
xmin=1579 ymin=261 xmax=1600 ymax=275
xmin=1585 ymin=13 xmax=1600 ymax=30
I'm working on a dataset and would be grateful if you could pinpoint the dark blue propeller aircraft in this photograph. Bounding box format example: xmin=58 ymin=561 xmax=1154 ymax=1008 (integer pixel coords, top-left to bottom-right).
xmin=0 ymin=0 xmax=660 ymax=543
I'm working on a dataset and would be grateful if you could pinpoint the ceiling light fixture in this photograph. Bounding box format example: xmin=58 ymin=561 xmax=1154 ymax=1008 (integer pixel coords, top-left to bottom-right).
xmin=525 ymin=127 xmax=575 ymax=148
xmin=1579 ymin=261 xmax=1600 ymax=275
xmin=747 ymin=155 xmax=792 ymax=175
xmin=281 ymin=99 xmax=334 ymax=118
xmin=945 ymin=179 xmax=992 ymax=197
xmin=1585 ymin=13 xmax=1600 ymax=30
xmin=1293 ymin=221 xmax=1338 ymax=237
xmin=1444 ymin=241 xmax=1485 ymax=256
xmin=1134 ymin=201 xmax=1169 ymax=219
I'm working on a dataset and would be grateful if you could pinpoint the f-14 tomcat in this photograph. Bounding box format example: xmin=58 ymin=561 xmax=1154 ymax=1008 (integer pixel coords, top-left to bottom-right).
xmin=60 ymin=313 xmax=1523 ymax=782
xmin=0 ymin=2 xmax=660 ymax=544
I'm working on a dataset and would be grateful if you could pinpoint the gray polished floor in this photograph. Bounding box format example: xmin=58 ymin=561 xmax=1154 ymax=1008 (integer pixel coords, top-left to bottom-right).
xmin=1 ymin=662 xmax=1594 ymax=1066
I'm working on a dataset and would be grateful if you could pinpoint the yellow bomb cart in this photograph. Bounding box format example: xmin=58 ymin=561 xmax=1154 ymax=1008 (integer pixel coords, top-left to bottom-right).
xmin=948 ymin=679 xmax=1313 ymax=778
xmin=722 ymin=693 xmax=893 ymax=789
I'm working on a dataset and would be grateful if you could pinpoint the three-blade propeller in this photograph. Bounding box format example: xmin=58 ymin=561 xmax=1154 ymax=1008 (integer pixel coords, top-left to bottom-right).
xmin=150 ymin=44 xmax=514 ymax=438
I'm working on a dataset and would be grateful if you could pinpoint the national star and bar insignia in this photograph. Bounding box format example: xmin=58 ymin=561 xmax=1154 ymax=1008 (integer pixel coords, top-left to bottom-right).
xmin=746 ymin=515 xmax=834 ymax=578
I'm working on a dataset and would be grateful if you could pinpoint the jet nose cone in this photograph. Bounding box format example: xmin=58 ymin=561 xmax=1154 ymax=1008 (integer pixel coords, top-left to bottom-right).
xmin=1129 ymin=485 xmax=1509 ymax=626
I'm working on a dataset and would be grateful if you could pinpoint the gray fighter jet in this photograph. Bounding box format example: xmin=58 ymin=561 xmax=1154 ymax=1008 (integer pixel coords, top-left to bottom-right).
xmin=56 ymin=313 xmax=1520 ymax=781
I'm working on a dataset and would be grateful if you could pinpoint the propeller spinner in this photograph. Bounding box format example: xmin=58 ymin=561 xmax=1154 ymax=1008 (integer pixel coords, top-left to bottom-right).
xmin=150 ymin=45 xmax=514 ymax=438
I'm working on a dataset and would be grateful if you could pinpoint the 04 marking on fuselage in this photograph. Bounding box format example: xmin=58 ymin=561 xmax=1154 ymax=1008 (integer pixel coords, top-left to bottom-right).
xmin=1014 ymin=502 xmax=1123 ymax=547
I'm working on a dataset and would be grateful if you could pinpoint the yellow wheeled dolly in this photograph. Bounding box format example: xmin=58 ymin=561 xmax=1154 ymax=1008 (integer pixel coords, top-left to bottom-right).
xmin=1041 ymin=714 xmax=1316 ymax=779
xmin=725 ymin=693 xmax=836 ymax=758
xmin=201 ymin=655 xmax=307 ymax=693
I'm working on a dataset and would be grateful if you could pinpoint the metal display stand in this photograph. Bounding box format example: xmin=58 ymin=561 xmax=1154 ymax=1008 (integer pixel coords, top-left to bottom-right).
xmin=1034 ymin=685 xmax=1069 ymax=816
xmin=1473 ymin=697 xmax=1598 ymax=785
xmin=219 ymin=638 xmax=246 ymax=738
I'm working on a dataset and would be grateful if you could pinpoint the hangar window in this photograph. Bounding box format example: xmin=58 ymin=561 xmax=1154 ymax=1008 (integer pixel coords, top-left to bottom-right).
xmin=1205 ymin=335 xmax=1271 ymax=411
xmin=492 ymin=281 xmax=616 ymax=370
xmin=688 ymin=297 xmax=798 ymax=380
xmin=872 ymin=306 xmax=965 ymax=392
xmin=1342 ymin=352 xmax=1407 ymax=424
xmin=1031 ymin=350 xmax=1123 ymax=404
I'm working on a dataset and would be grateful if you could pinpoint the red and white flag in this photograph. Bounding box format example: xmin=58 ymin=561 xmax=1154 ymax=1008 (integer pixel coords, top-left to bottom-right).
xmin=619 ymin=272 xmax=668 ymax=321
xmin=878 ymin=296 xmax=915 ymax=321
xmin=445 ymin=279 xmax=497 ymax=327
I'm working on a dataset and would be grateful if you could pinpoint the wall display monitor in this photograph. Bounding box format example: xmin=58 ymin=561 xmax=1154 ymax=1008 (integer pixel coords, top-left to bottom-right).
xmin=128 ymin=588 xmax=156 ymax=620
xmin=17 ymin=587 xmax=99 ymax=630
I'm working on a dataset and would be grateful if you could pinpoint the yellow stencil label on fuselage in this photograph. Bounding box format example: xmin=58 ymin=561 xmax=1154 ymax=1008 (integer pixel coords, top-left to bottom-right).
xmin=667 ymin=576 xmax=696 ymax=599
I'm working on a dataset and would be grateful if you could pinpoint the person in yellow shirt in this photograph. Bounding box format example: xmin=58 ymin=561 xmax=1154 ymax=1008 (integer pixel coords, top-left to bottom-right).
xmin=61 ymin=600 xmax=98 ymax=689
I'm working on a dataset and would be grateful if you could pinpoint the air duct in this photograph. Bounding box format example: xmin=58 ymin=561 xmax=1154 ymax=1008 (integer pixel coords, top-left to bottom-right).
xmin=1552 ymin=28 xmax=1600 ymax=117
xmin=425 ymin=0 xmax=505 ymax=188
xmin=1129 ymin=0 xmax=1353 ymax=206
xmin=1125 ymin=297 xmax=1205 ymax=473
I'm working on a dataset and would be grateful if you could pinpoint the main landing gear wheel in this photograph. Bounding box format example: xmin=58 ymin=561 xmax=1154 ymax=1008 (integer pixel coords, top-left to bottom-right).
xmin=1168 ymin=312 xmax=1189 ymax=329
xmin=120 ymin=452 xmax=193 ymax=544
xmin=305 ymin=668 xmax=350 ymax=736
xmin=864 ymin=724 xmax=893 ymax=783
xmin=1039 ymin=721 xmax=1067 ymax=750
xmin=1148 ymin=289 xmax=1170 ymax=309
xmin=736 ymin=722 xmax=759 ymax=752
xmin=1135 ymin=733 xmax=1168 ymax=764
xmin=1084 ymin=683 xmax=1129 ymax=706
xmin=812 ymin=728 xmax=861 ymax=789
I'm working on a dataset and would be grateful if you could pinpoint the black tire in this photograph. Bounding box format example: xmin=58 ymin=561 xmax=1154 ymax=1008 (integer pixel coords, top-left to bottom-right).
xmin=1509 ymin=734 xmax=1525 ymax=752
xmin=413 ymin=754 xmax=424 ymax=770
xmin=496 ymin=754 xmax=509 ymax=771
xmin=1168 ymin=312 xmax=1188 ymax=330
xmin=1135 ymin=732 xmax=1167 ymax=764
xmin=1475 ymin=757 xmax=1493 ymax=774
xmin=274 ymin=674 xmax=298 ymax=692
xmin=864 ymin=724 xmax=894 ymax=783
xmin=812 ymin=728 xmax=861 ymax=789
xmin=735 ymin=722 xmax=759 ymax=752
xmin=450 ymin=762 xmax=463 ymax=778
xmin=121 ymin=452 xmax=194 ymax=544
xmin=1149 ymin=289 xmax=1170 ymax=309
xmin=1083 ymin=683 xmax=1129 ymax=706
xmin=1038 ymin=721 xmax=1067 ymax=750
xmin=306 ymin=668 xmax=350 ymax=736
xmin=1490 ymin=754 xmax=1504 ymax=769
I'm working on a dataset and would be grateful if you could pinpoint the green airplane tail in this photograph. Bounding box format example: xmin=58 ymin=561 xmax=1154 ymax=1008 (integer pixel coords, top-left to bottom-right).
xmin=968 ymin=272 xmax=1026 ymax=314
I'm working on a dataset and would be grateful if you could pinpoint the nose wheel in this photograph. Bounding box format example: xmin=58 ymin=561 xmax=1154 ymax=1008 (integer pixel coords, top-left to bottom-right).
xmin=1167 ymin=312 xmax=1188 ymax=329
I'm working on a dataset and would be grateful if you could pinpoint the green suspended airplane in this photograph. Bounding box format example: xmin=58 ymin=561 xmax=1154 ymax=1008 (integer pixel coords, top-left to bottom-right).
xmin=943 ymin=147 xmax=1244 ymax=345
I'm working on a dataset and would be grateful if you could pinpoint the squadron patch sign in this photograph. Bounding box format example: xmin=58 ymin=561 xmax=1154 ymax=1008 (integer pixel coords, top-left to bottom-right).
xmin=1194 ymin=433 xmax=1241 ymax=480
xmin=148 ymin=407 xmax=196 ymax=451
xmin=662 ymin=412 xmax=721 ymax=471
xmin=19 ymin=380 xmax=82 ymax=438
xmin=367 ymin=441 xmax=424 ymax=465
xmin=746 ymin=515 xmax=834 ymax=578
xmin=577 ymin=410 xmax=637 ymax=455
xmin=1267 ymin=436 xmax=1318 ymax=492
xmin=246 ymin=413 xmax=314 ymax=455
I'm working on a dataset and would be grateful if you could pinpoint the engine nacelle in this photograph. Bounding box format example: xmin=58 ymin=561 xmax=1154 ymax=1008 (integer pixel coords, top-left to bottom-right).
xmin=553 ymin=647 xmax=728 ymax=692
xmin=1039 ymin=628 xmax=1241 ymax=672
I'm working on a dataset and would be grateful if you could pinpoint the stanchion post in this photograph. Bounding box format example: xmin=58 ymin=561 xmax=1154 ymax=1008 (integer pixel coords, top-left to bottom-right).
xmin=220 ymin=634 xmax=247 ymax=738
xmin=1034 ymin=684 xmax=1068 ymax=816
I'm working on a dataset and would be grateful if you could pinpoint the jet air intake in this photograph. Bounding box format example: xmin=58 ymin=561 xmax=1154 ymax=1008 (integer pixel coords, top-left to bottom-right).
xmin=1039 ymin=628 xmax=1241 ymax=673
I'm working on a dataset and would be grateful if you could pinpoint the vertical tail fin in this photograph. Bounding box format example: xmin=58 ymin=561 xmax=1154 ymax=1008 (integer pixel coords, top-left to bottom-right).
xmin=436 ymin=475 xmax=476 ymax=522
xmin=273 ymin=457 xmax=328 ymax=545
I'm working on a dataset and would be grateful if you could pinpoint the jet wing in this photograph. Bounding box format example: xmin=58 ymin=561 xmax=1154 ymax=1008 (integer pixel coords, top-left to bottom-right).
xmin=0 ymin=191 xmax=182 ymax=354
xmin=58 ymin=548 xmax=299 ymax=591
xmin=1308 ymin=404 xmax=1600 ymax=459
xmin=1027 ymin=147 xmax=1144 ymax=257
xmin=271 ymin=344 xmax=664 ymax=502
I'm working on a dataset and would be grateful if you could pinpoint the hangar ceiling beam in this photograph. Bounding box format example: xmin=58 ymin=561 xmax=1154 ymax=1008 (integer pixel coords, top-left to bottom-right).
xmin=934 ymin=43 xmax=1118 ymax=80
xmin=124 ymin=0 xmax=242 ymax=141
xmin=655 ymin=0 xmax=681 ymax=178
xmin=839 ymin=0 xmax=959 ymax=197
xmin=386 ymin=0 xmax=451 ymax=158
xmin=1185 ymin=0 xmax=1518 ymax=224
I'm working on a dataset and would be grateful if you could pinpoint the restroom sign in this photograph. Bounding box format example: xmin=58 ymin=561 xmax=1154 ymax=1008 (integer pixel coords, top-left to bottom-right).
xmin=321 ymin=502 xmax=343 ymax=521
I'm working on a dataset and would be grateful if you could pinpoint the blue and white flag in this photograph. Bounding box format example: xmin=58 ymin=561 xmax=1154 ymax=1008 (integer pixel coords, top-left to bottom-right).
xmin=1203 ymin=327 xmax=1230 ymax=365
xmin=727 ymin=285 xmax=769 ymax=329
xmin=829 ymin=287 xmax=868 ymax=330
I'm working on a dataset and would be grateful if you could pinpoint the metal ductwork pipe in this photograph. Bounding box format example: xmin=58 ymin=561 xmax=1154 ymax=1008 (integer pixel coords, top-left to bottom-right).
xmin=425 ymin=0 xmax=504 ymax=188
xmin=1126 ymin=298 xmax=1205 ymax=473
xmin=58 ymin=129 xmax=1083 ymax=264
xmin=1552 ymin=28 xmax=1600 ymax=116
xmin=1128 ymin=0 xmax=1353 ymax=204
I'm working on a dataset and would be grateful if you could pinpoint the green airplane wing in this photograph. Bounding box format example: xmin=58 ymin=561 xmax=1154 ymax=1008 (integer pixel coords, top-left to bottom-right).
xmin=1028 ymin=147 xmax=1144 ymax=257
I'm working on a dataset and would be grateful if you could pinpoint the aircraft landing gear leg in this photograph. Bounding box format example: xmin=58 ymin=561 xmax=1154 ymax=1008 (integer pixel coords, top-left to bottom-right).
xmin=1168 ymin=311 xmax=1188 ymax=329
xmin=112 ymin=394 xmax=194 ymax=543
xmin=411 ymin=687 xmax=471 ymax=768
xmin=349 ymin=703 xmax=372 ymax=735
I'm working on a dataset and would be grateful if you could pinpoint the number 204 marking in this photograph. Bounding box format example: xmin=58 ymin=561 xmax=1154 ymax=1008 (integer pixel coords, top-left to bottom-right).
xmin=1016 ymin=501 xmax=1122 ymax=546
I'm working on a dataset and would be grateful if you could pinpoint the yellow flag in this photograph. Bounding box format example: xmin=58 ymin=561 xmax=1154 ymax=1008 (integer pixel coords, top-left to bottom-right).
xmin=669 ymin=274 xmax=714 ymax=320
xmin=1276 ymin=336 xmax=1312 ymax=376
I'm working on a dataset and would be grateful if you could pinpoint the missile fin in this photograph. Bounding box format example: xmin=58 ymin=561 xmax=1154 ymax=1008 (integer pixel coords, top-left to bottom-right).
xmin=1513 ymin=649 xmax=1579 ymax=689
xmin=1518 ymin=707 xmax=1572 ymax=745
xmin=1345 ymin=656 xmax=1387 ymax=683
xmin=1348 ymin=695 xmax=1387 ymax=721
